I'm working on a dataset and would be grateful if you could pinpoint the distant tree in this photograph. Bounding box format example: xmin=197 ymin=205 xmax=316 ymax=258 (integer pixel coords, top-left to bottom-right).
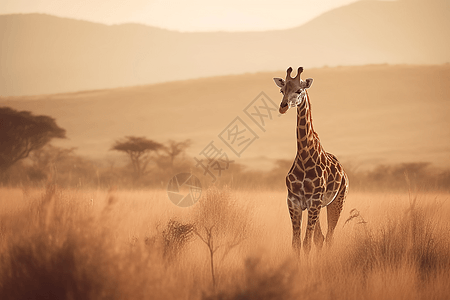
xmin=161 ymin=139 xmax=191 ymax=169
xmin=27 ymin=144 xmax=77 ymax=183
xmin=111 ymin=136 xmax=163 ymax=181
xmin=0 ymin=107 xmax=66 ymax=174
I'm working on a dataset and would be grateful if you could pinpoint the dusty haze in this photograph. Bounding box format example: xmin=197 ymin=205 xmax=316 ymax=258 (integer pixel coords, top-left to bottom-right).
xmin=1 ymin=0 xmax=449 ymax=96
xmin=1 ymin=65 xmax=449 ymax=172
xmin=1 ymin=1 xmax=450 ymax=299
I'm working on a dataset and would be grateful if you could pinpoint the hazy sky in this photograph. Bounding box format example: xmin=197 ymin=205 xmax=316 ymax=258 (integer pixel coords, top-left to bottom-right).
xmin=0 ymin=0 xmax=366 ymax=31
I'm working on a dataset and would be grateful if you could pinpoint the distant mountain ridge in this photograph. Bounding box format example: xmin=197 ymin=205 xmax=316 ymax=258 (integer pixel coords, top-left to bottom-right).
xmin=1 ymin=0 xmax=449 ymax=96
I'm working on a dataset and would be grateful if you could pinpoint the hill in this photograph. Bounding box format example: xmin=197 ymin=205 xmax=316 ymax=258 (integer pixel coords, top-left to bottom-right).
xmin=1 ymin=0 xmax=449 ymax=96
xmin=1 ymin=64 xmax=449 ymax=171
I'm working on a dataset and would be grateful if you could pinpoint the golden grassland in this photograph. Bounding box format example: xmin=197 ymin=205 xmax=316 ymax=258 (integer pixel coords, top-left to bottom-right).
xmin=0 ymin=186 xmax=449 ymax=299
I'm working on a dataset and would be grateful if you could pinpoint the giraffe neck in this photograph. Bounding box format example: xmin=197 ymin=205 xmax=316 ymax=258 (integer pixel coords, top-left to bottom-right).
xmin=296 ymin=91 xmax=319 ymax=159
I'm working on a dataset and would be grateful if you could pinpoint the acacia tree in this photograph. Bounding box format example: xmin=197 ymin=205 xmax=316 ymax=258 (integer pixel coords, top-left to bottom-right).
xmin=161 ymin=139 xmax=191 ymax=169
xmin=0 ymin=107 xmax=66 ymax=174
xmin=111 ymin=136 xmax=163 ymax=181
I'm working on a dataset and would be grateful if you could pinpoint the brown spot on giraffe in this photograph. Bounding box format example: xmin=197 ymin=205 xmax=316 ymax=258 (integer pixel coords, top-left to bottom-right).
xmin=304 ymin=180 xmax=314 ymax=194
xmin=305 ymin=168 xmax=316 ymax=179
xmin=300 ymin=150 xmax=308 ymax=160
xmin=305 ymin=157 xmax=314 ymax=168
xmin=296 ymin=168 xmax=305 ymax=181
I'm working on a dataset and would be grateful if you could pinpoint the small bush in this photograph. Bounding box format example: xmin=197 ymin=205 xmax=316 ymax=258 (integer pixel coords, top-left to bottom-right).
xmin=193 ymin=187 xmax=251 ymax=287
xmin=162 ymin=219 xmax=195 ymax=259
xmin=345 ymin=198 xmax=450 ymax=281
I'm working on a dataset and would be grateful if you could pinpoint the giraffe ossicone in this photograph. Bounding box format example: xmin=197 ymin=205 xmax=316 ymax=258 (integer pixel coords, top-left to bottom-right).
xmin=273 ymin=67 xmax=349 ymax=254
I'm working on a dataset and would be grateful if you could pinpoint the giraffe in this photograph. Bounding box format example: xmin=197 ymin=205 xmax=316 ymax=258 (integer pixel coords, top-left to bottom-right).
xmin=273 ymin=67 xmax=349 ymax=254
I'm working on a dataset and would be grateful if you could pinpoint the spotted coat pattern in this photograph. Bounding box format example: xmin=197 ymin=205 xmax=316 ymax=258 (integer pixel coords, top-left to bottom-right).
xmin=274 ymin=67 xmax=349 ymax=254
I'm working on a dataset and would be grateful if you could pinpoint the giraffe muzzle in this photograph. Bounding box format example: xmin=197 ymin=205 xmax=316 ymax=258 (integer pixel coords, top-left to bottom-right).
xmin=279 ymin=103 xmax=289 ymax=114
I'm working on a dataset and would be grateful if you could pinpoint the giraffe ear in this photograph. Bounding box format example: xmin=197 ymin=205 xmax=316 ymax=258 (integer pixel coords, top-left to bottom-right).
xmin=273 ymin=78 xmax=285 ymax=88
xmin=302 ymin=78 xmax=313 ymax=89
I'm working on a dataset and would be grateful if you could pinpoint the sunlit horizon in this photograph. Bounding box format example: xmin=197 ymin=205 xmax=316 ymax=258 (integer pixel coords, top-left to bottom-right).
xmin=0 ymin=0 xmax=364 ymax=32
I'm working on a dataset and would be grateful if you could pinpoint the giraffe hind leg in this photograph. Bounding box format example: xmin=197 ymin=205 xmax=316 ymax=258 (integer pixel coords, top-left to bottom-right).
xmin=326 ymin=176 xmax=348 ymax=246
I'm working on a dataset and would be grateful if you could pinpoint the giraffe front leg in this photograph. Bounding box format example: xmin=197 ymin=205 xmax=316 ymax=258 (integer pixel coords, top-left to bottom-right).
xmin=314 ymin=218 xmax=324 ymax=250
xmin=287 ymin=196 xmax=302 ymax=255
xmin=303 ymin=203 xmax=321 ymax=254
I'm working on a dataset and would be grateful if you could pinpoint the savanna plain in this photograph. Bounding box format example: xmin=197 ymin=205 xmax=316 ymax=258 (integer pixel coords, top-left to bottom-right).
xmin=1 ymin=64 xmax=449 ymax=300
xmin=1 ymin=184 xmax=449 ymax=300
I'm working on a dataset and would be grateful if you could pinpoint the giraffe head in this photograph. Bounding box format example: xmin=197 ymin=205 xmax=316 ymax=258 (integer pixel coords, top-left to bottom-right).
xmin=273 ymin=67 xmax=313 ymax=114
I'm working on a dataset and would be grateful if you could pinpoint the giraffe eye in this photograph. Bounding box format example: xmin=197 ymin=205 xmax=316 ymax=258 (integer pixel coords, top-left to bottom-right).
xmin=296 ymin=89 xmax=301 ymax=94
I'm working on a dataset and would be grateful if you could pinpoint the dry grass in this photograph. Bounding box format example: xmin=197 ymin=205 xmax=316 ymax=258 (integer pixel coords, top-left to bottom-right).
xmin=0 ymin=186 xmax=449 ymax=300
